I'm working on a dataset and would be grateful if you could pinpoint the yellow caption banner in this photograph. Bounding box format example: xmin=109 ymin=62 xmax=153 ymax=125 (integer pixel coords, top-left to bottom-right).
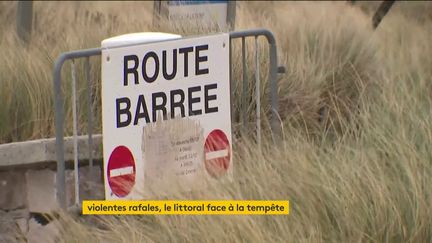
xmin=82 ymin=200 xmax=289 ymax=215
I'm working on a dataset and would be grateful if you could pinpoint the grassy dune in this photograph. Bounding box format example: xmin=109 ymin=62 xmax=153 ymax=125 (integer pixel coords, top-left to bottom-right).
xmin=1 ymin=1 xmax=432 ymax=242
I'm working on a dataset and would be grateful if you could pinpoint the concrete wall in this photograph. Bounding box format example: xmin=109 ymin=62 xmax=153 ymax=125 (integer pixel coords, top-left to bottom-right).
xmin=0 ymin=135 xmax=104 ymax=242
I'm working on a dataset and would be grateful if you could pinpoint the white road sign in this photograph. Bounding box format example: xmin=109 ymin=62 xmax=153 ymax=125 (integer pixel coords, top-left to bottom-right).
xmin=101 ymin=33 xmax=232 ymax=200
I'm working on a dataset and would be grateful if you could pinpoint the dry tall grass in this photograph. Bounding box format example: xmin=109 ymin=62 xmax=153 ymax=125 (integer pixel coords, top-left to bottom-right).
xmin=1 ymin=1 xmax=432 ymax=242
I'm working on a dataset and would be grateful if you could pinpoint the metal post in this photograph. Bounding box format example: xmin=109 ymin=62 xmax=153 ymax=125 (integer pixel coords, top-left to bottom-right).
xmin=16 ymin=1 xmax=33 ymax=44
xmin=241 ymin=37 xmax=248 ymax=132
xmin=152 ymin=1 xmax=162 ymax=29
xmin=85 ymin=58 xmax=94 ymax=176
xmin=372 ymin=0 xmax=396 ymax=29
xmin=255 ymin=37 xmax=261 ymax=147
xmin=227 ymin=1 xmax=236 ymax=31
xmin=71 ymin=61 xmax=80 ymax=206
xmin=269 ymin=42 xmax=280 ymax=142
xmin=229 ymin=37 xmax=234 ymax=136
xmin=54 ymin=62 xmax=66 ymax=210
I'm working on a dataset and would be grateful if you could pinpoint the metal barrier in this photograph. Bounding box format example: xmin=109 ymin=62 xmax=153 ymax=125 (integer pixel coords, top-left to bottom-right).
xmin=53 ymin=28 xmax=282 ymax=209
xmin=230 ymin=29 xmax=283 ymax=145
xmin=53 ymin=48 xmax=101 ymax=209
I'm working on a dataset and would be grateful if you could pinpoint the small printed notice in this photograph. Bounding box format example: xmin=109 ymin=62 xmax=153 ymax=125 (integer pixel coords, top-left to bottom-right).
xmin=141 ymin=116 xmax=206 ymax=197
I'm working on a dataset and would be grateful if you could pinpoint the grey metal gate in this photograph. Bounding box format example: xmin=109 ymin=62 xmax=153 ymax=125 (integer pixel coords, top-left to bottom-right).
xmin=53 ymin=28 xmax=283 ymax=209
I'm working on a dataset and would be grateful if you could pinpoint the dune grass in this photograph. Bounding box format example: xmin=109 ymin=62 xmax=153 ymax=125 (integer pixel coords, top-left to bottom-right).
xmin=1 ymin=1 xmax=432 ymax=242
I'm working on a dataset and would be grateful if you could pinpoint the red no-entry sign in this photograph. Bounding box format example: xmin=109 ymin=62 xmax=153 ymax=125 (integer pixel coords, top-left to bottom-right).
xmin=204 ymin=129 xmax=231 ymax=178
xmin=107 ymin=146 xmax=136 ymax=198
